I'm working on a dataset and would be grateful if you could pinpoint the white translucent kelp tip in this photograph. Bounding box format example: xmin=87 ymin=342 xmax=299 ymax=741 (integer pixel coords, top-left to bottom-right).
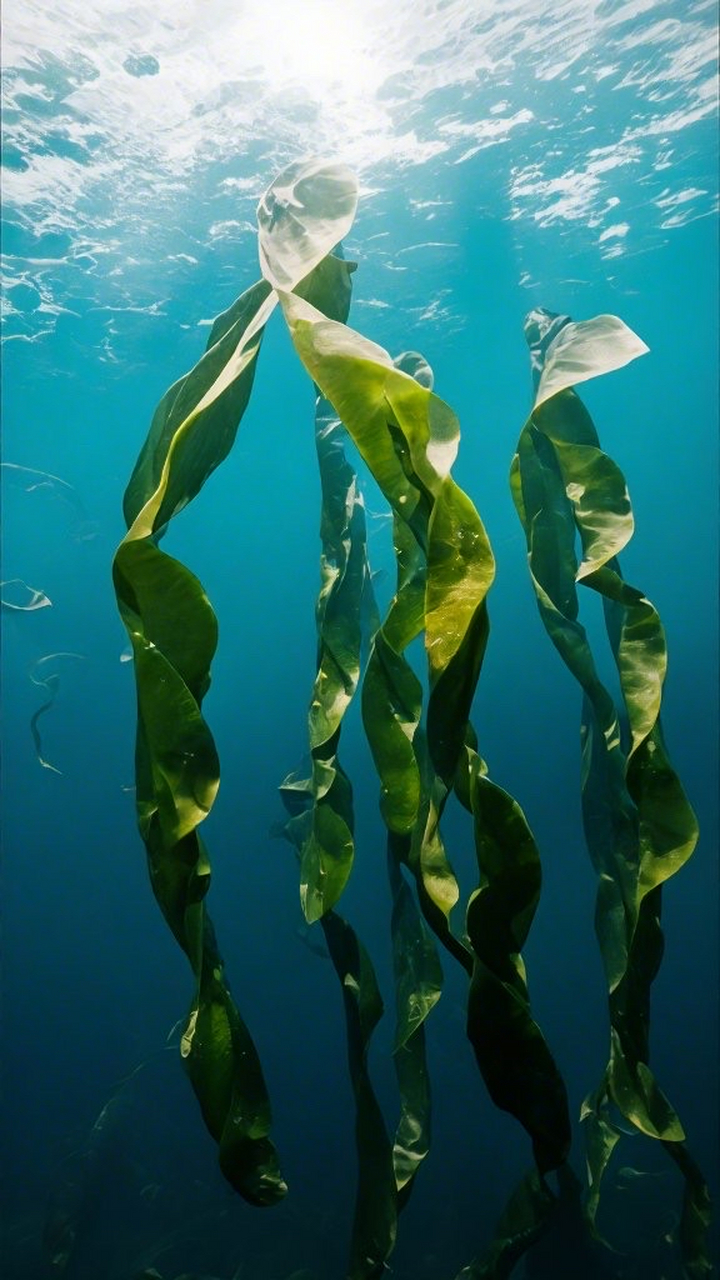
xmin=257 ymin=158 xmax=359 ymax=292
xmin=534 ymin=314 xmax=650 ymax=410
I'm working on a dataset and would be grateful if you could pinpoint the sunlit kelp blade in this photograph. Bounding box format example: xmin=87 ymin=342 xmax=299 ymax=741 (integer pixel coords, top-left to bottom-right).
xmin=278 ymin=291 xmax=493 ymax=774
xmin=282 ymin=301 xmax=572 ymax=1274
xmin=512 ymin=306 xmax=709 ymax=1271
xmin=276 ymin=341 xmax=445 ymax=1262
xmin=258 ymin=158 xmax=358 ymax=292
xmin=299 ymin=385 xmax=368 ymax=921
xmin=531 ymin=311 xmax=649 ymax=410
xmin=113 ymin=158 xmax=364 ymax=1206
xmin=122 ymin=277 xmax=274 ymax=531
xmin=276 ymin=325 xmax=402 ymax=1267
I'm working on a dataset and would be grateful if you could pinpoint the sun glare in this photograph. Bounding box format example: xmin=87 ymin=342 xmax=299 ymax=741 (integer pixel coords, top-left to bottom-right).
xmin=235 ymin=0 xmax=385 ymax=103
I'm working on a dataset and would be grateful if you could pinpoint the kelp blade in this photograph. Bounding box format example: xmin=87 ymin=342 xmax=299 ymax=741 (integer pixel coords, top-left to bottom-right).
xmin=113 ymin=159 xmax=363 ymax=1206
xmin=113 ymin=276 xmax=286 ymax=1199
xmin=258 ymin=157 xmax=358 ymax=291
xmin=282 ymin=299 xmax=571 ymax=1274
xmin=512 ymin=306 xmax=710 ymax=1272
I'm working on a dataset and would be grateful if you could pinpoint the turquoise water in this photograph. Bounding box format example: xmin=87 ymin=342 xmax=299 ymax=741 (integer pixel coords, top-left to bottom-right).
xmin=1 ymin=4 xmax=718 ymax=1278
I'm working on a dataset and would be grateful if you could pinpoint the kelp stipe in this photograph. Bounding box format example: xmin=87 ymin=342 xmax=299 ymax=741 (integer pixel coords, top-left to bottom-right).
xmin=511 ymin=307 xmax=711 ymax=1276
xmin=113 ymin=159 xmax=360 ymax=1206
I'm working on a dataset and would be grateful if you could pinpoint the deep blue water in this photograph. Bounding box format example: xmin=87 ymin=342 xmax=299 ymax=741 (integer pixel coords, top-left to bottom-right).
xmin=1 ymin=6 xmax=718 ymax=1279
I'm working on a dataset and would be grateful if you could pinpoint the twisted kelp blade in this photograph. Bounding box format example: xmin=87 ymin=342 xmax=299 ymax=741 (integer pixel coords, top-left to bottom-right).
xmin=114 ymin=160 xmax=363 ymax=1206
xmin=321 ymin=912 xmax=398 ymax=1280
xmin=282 ymin=303 xmax=476 ymax=932
xmin=386 ymin=846 xmax=442 ymax=1201
xmin=457 ymin=749 xmax=571 ymax=1174
xmin=113 ymin=537 xmax=286 ymax=1205
xmin=123 ymin=278 xmax=274 ymax=530
xmin=300 ymin=392 xmax=367 ymax=921
xmin=531 ymin=311 xmax=649 ymax=410
xmin=281 ymin=288 xmax=575 ymax=1275
xmin=279 ymin=341 xmax=441 ymax=1261
xmin=454 ymin=1170 xmax=556 ymax=1280
xmin=512 ymin=307 xmax=710 ymax=1272
xmin=281 ymin=292 xmax=494 ymax=753
xmin=278 ymin=788 xmax=398 ymax=1279
xmin=283 ymin=365 xmax=400 ymax=1264
xmin=286 ymin=294 xmax=567 ymax=1146
xmin=258 ymin=157 xmax=358 ymax=292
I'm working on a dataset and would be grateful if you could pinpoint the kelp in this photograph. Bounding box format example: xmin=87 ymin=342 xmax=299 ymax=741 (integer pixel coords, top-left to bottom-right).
xmin=113 ymin=160 xmax=360 ymax=1207
xmin=511 ymin=307 xmax=711 ymax=1275
xmin=276 ymin=303 xmax=398 ymax=1278
xmin=279 ymin=289 xmax=570 ymax=1273
xmin=113 ymin=159 xmax=710 ymax=1278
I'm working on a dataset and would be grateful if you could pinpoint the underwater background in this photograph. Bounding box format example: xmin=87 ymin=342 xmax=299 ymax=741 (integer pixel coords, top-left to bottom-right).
xmin=1 ymin=2 xmax=718 ymax=1278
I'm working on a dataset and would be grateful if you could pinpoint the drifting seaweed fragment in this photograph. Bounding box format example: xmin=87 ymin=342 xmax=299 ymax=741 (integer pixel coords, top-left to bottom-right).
xmin=29 ymin=651 xmax=85 ymax=773
xmin=1 ymin=461 xmax=98 ymax=543
xmin=1 ymin=578 xmax=52 ymax=611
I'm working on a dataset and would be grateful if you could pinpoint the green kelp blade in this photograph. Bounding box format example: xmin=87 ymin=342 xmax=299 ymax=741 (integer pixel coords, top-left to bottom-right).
xmin=276 ymin=786 xmax=397 ymax=1275
xmin=362 ymin=626 xmax=424 ymax=835
xmin=281 ymin=291 xmax=493 ymax=903
xmin=587 ymin=567 xmax=698 ymax=893
xmin=114 ymin=160 xmax=362 ymax=1204
xmin=277 ymin=285 xmax=399 ymax=1267
xmin=115 ymin=543 xmax=219 ymax=849
xmin=355 ymin=349 xmax=450 ymax=1209
xmin=123 ymin=277 xmax=274 ymax=530
xmin=664 ymin=1141 xmax=714 ymax=1280
xmin=387 ymin=844 xmax=442 ymax=1200
xmin=321 ymin=911 xmax=397 ymax=1280
xmin=458 ymin=746 xmax=571 ymax=1174
xmin=181 ymin=939 xmax=287 ymax=1207
xmin=514 ymin=307 xmax=710 ymax=1272
xmin=424 ymin=476 xmax=493 ymax=784
xmin=512 ymin=416 xmax=637 ymax=992
xmin=114 ymin=536 xmax=285 ymax=1205
xmin=454 ymin=1169 xmax=556 ymax=1280
xmin=300 ymin=398 xmax=367 ymax=921
xmin=125 ymin=157 xmax=361 ymax=540
xmin=293 ymin=255 xmax=363 ymax=922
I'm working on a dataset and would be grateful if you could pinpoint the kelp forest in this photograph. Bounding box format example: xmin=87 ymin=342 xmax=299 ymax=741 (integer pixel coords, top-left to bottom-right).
xmin=96 ymin=159 xmax=712 ymax=1280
